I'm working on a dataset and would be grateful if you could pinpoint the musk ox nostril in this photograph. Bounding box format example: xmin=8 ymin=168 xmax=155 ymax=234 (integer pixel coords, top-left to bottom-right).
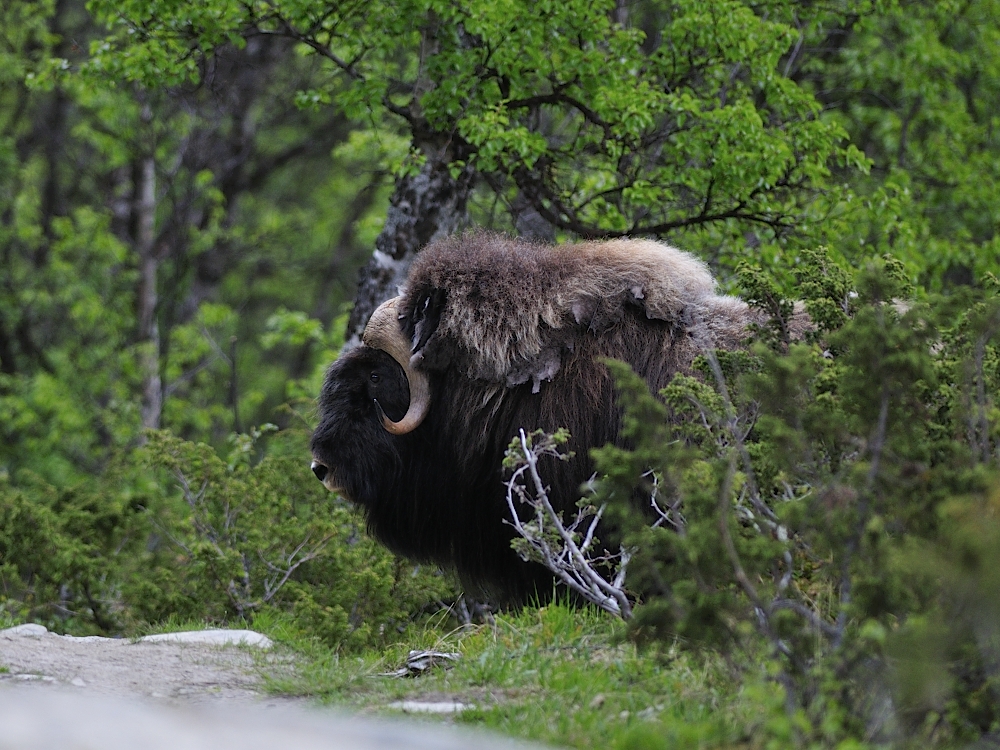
xmin=310 ymin=460 xmax=328 ymax=482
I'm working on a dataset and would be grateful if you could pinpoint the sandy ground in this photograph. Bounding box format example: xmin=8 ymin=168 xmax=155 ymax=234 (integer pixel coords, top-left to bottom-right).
xmin=0 ymin=625 xmax=553 ymax=750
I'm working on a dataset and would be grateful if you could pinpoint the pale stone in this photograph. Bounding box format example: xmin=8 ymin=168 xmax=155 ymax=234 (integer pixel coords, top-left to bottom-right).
xmin=139 ymin=630 xmax=273 ymax=648
xmin=388 ymin=701 xmax=473 ymax=714
xmin=1 ymin=624 xmax=273 ymax=648
xmin=1 ymin=624 xmax=48 ymax=637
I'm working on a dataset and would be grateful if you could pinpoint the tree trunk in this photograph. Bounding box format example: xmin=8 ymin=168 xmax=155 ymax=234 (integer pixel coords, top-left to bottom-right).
xmin=346 ymin=136 xmax=475 ymax=344
xmin=136 ymin=102 xmax=162 ymax=431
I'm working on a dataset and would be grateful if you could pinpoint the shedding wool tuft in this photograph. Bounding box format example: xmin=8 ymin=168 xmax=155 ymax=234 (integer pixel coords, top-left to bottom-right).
xmin=399 ymin=232 xmax=751 ymax=389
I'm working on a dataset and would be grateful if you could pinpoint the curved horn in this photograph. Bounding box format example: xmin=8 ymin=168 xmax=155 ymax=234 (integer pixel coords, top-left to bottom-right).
xmin=362 ymin=297 xmax=431 ymax=435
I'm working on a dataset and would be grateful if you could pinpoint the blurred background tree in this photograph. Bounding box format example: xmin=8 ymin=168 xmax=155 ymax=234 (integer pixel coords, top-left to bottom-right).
xmin=4 ymin=0 xmax=997 ymax=475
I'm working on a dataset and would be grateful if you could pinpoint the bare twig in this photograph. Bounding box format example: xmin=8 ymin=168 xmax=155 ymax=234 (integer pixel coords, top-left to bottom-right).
xmin=645 ymin=469 xmax=685 ymax=533
xmin=259 ymin=533 xmax=334 ymax=603
xmin=693 ymin=333 xmax=781 ymax=532
xmin=504 ymin=430 xmax=633 ymax=619
xmin=834 ymin=382 xmax=890 ymax=648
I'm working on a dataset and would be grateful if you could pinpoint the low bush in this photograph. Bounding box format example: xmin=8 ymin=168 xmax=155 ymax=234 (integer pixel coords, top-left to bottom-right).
xmin=0 ymin=427 xmax=458 ymax=650
xmin=575 ymin=252 xmax=1000 ymax=745
xmin=499 ymin=250 xmax=1000 ymax=745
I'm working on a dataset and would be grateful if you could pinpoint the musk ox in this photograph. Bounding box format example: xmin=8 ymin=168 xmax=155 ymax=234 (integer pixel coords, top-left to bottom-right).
xmin=310 ymin=232 xmax=786 ymax=602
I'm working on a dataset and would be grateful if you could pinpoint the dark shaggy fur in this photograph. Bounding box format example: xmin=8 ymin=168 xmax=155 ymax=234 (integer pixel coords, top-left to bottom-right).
xmin=311 ymin=232 xmax=784 ymax=603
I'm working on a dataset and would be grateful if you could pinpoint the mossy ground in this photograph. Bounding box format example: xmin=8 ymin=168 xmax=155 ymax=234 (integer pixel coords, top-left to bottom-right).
xmin=250 ymin=604 xmax=786 ymax=750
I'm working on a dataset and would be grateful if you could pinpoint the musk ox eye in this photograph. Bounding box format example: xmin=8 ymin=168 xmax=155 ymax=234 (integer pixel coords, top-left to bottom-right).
xmin=369 ymin=372 xmax=380 ymax=384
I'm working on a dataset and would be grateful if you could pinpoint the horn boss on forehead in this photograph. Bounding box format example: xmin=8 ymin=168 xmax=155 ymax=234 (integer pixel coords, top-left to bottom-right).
xmin=310 ymin=231 xmax=802 ymax=603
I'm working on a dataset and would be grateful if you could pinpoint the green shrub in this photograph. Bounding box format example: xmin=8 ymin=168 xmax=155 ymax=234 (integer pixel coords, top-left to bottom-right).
xmin=0 ymin=427 xmax=458 ymax=649
xmin=579 ymin=251 xmax=1000 ymax=746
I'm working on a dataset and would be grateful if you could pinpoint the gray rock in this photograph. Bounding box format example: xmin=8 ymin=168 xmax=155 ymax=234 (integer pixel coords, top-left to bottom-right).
xmin=139 ymin=630 xmax=273 ymax=648
xmin=0 ymin=625 xmax=48 ymax=638
xmin=387 ymin=700 xmax=472 ymax=714
xmin=0 ymin=625 xmax=273 ymax=649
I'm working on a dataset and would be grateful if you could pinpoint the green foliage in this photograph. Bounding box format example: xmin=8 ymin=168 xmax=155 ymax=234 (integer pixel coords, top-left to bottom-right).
xmin=813 ymin=0 xmax=1000 ymax=287
xmin=0 ymin=0 xmax=991 ymax=474
xmin=83 ymin=0 xmax=866 ymax=266
xmin=0 ymin=190 xmax=142 ymax=485
xmin=135 ymin=428 xmax=458 ymax=650
xmin=584 ymin=252 xmax=1000 ymax=745
xmin=266 ymin=601 xmax=750 ymax=750
xmin=0 ymin=470 xmax=153 ymax=633
xmin=0 ymin=428 xmax=458 ymax=650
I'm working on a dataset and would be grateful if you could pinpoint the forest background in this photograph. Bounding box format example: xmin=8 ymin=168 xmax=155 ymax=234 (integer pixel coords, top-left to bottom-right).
xmin=1 ymin=0 xmax=1000 ymax=747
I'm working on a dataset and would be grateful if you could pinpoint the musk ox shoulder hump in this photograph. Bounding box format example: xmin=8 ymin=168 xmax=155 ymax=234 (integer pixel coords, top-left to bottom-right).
xmin=399 ymin=232 xmax=739 ymax=389
xmin=563 ymin=238 xmax=717 ymax=321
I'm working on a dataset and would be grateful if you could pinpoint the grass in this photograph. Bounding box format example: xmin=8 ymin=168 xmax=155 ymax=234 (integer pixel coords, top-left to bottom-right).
xmin=249 ymin=603 xmax=783 ymax=750
xmin=133 ymin=615 xmax=223 ymax=636
xmin=0 ymin=588 xmax=788 ymax=747
xmin=0 ymin=612 xmax=21 ymax=630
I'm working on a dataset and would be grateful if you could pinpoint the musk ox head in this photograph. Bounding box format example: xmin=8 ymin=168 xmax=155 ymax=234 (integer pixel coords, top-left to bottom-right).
xmin=309 ymin=231 xmax=762 ymax=601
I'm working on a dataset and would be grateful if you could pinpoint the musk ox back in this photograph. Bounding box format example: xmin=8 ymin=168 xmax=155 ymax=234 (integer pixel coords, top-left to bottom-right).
xmin=310 ymin=232 xmax=767 ymax=602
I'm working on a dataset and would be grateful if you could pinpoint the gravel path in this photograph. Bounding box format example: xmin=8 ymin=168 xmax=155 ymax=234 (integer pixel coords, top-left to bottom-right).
xmin=0 ymin=625 xmax=554 ymax=750
xmin=0 ymin=624 xmax=276 ymax=703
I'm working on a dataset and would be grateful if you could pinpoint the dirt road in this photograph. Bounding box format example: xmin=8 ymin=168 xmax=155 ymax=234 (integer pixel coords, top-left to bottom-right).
xmin=0 ymin=624 xmax=551 ymax=750
xmin=0 ymin=624 xmax=275 ymax=702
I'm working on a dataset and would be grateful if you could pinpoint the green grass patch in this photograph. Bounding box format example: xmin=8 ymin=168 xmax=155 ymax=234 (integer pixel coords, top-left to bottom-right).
xmin=254 ymin=602 xmax=774 ymax=749
xmin=0 ymin=611 xmax=22 ymax=630
xmin=132 ymin=615 xmax=227 ymax=637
